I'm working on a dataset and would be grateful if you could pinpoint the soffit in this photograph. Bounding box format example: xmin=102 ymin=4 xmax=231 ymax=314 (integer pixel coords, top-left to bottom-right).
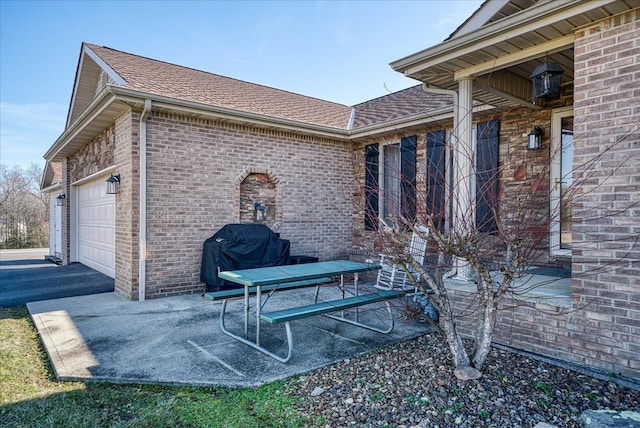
xmin=391 ymin=0 xmax=637 ymax=109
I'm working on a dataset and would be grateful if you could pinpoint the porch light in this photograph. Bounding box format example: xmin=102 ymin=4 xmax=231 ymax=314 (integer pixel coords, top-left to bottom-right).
xmin=530 ymin=62 xmax=564 ymax=102
xmin=56 ymin=194 xmax=66 ymax=206
xmin=528 ymin=126 xmax=544 ymax=150
xmin=106 ymin=173 xmax=120 ymax=195
xmin=254 ymin=201 xmax=266 ymax=222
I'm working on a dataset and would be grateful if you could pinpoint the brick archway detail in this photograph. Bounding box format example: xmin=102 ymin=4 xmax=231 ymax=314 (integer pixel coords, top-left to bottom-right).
xmin=234 ymin=168 xmax=282 ymax=229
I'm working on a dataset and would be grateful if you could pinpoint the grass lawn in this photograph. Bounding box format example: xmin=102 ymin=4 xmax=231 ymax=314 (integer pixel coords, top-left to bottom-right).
xmin=0 ymin=306 xmax=305 ymax=428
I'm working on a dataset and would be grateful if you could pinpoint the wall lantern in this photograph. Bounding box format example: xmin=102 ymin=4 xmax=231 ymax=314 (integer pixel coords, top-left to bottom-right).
xmin=530 ymin=62 xmax=564 ymax=103
xmin=528 ymin=126 xmax=544 ymax=150
xmin=106 ymin=173 xmax=121 ymax=195
xmin=56 ymin=194 xmax=66 ymax=206
xmin=254 ymin=201 xmax=266 ymax=223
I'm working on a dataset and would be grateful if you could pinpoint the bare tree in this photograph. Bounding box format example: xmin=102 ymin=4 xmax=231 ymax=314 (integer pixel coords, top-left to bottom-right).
xmin=0 ymin=163 xmax=48 ymax=249
xmin=359 ymin=120 xmax=638 ymax=379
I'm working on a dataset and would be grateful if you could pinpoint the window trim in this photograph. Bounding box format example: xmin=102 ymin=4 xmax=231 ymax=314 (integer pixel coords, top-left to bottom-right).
xmin=550 ymin=107 xmax=573 ymax=257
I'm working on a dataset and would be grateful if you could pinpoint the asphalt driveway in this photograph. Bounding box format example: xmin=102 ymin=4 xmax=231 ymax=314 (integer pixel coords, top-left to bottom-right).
xmin=0 ymin=248 xmax=114 ymax=308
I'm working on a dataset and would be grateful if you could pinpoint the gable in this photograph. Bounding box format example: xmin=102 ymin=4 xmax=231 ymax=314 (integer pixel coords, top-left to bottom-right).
xmin=450 ymin=0 xmax=541 ymax=39
xmin=40 ymin=161 xmax=62 ymax=191
xmin=391 ymin=0 xmax=636 ymax=111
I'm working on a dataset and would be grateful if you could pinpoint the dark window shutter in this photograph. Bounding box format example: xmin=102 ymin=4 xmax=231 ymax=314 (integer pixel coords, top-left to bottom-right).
xmin=400 ymin=136 xmax=417 ymax=224
xmin=365 ymin=144 xmax=379 ymax=230
xmin=426 ymin=130 xmax=446 ymax=231
xmin=476 ymin=120 xmax=499 ymax=233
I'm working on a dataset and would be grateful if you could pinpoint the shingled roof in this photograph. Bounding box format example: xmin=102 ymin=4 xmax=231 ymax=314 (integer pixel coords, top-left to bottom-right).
xmin=86 ymin=43 xmax=354 ymax=130
xmin=74 ymin=43 xmax=456 ymax=136
xmin=350 ymin=85 xmax=453 ymax=129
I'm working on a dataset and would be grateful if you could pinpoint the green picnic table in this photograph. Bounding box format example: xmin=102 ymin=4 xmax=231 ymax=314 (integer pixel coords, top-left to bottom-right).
xmin=206 ymin=260 xmax=403 ymax=362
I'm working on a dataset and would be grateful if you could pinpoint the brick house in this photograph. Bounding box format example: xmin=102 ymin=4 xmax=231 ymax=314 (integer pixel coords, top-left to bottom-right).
xmin=42 ymin=0 xmax=639 ymax=379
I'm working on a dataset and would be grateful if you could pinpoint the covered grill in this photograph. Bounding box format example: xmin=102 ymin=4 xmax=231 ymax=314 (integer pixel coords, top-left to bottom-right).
xmin=200 ymin=224 xmax=290 ymax=291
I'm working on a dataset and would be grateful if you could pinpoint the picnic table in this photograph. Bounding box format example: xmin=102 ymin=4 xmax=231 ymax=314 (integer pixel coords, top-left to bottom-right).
xmin=203 ymin=260 xmax=404 ymax=362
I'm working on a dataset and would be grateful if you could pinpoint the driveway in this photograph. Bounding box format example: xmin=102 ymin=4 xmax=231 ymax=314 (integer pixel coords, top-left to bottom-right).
xmin=0 ymin=248 xmax=114 ymax=308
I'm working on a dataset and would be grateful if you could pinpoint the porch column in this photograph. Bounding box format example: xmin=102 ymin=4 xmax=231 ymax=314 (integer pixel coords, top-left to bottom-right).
xmin=451 ymin=77 xmax=474 ymax=282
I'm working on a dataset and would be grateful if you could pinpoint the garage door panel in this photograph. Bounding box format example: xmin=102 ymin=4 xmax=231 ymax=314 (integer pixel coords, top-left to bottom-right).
xmin=78 ymin=178 xmax=115 ymax=278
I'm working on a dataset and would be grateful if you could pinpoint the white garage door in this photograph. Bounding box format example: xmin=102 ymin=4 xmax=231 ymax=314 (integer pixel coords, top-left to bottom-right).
xmin=77 ymin=178 xmax=115 ymax=278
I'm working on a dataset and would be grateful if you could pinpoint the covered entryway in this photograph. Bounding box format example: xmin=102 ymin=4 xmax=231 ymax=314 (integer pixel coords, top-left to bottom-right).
xmin=76 ymin=176 xmax=115 ymax=278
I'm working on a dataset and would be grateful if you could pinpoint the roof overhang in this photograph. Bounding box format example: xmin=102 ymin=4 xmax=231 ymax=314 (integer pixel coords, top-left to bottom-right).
xmin=47 ymin=84 xmax=479 ymax=161
xmin=44 ymin=85 xmax=359 ymax=162
xmin=390 ymin=0 xmax=636 ymax=109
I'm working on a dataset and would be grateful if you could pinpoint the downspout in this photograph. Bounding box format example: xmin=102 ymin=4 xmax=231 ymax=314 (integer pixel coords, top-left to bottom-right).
xmin=421 ymin=84 xmax=458 ymax=133
xmin=139 ymin=100 xmax=152 ymax=301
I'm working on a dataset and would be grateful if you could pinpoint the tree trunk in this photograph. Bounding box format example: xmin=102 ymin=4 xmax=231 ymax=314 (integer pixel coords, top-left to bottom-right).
xmin=439 ymin=302 xmax=471 ymax=368
xmin=470 ymin=268 xmax=498 ymax=370
xmin=472 ymin=295 xmax=496 ymax=370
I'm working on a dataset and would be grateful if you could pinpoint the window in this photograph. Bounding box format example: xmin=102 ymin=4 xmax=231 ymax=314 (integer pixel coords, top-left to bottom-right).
xmin=364 ymin=136 xmax=416 ymax=229
xmin=475 ymin=120 xmax=500 ymax=233
xmin=426 ymin=130 xmax=446 ymax=231
xmin=550 ymin=108 xmax=574 ymax=255
xmin=364 ymin=144 xmax=379 ymax=231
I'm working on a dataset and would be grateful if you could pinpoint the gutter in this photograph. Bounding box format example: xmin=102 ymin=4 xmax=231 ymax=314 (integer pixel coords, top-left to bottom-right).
xmin=110 ymin=86 xmax=352 ymax=141
xmin=390 ymin=0 xmax=609 ymax=74
xmin=421 ymin=84 xmax=458 ymax=136
xmin=138 ymin=99 xmax=152 ymax=302
xmin=44 ymin=87 xmax=117 ymax=161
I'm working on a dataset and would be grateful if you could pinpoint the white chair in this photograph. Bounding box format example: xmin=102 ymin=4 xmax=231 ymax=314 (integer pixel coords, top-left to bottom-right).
xmin=375 ymin=226 xmax=428 ymax=293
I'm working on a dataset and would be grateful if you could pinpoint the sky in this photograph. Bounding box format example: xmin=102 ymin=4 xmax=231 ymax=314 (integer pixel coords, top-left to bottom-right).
xmin=0 ymin=0 xmax=483 ymax=170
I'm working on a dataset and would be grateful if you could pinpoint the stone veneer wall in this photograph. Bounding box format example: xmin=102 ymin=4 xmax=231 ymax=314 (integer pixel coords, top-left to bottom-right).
xmin=139 ymin=112 xmax=353 ymax=299
xmin=351 ymin=110 xmax=558 ymax=264
xmin=64 ymin=124 xmax=116 ymax=266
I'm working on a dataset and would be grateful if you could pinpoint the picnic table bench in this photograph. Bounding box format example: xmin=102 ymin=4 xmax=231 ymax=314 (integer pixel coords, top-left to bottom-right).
xmin=203 ymin=260 xmax=404 ymax=362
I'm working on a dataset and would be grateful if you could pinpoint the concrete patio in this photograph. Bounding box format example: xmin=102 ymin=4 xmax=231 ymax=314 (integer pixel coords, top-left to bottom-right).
xmin=27 ymin=287 xmax=432 ymax=388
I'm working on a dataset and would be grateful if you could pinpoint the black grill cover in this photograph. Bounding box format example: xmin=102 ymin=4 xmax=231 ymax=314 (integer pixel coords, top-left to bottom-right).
xmin=200 ymin=224 xmax=290 ymax=291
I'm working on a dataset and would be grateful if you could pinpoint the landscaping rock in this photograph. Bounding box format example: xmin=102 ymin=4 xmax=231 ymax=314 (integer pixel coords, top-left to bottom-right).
xmin=579 ymin=410 xmax=640 ymax=427
xmin=454 ymin=365 xmax=482 ymax=381
xmin=287 ymin=334 xmax=640 ymax=427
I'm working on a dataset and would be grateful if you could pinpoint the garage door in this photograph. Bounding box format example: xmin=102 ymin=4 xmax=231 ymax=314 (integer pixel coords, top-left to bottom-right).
xmin=77 ymin=177 xmax=115 ymax=278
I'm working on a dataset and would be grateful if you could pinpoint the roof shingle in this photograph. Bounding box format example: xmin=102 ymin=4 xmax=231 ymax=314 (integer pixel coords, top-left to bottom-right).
xmin=351 ymin=85 xmax=453 ymax=129
xmin=85 ymin=43 xmax=454 ymax=132
xmin=86 ymin=43 xmax=353 ymax=130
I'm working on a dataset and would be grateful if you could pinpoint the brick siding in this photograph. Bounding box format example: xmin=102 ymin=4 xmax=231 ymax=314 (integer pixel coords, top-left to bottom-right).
xmin=137 ymin=112 xmax=353 ymax=299
xmin=570 ymin=9 xmax=640 ymax=378
xmin=437 ymin=9 xmax=639 ymax=380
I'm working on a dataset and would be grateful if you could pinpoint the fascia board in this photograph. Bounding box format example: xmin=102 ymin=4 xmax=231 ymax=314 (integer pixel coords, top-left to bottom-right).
xmin=390 ymin=0 xmax=610 ymax=76
xmin=44 ymin=87 xmax=118 ymax=161
xmin=65 ymin=45 xmax=86 ymax=129
xmin=452 ymin=0 xmax=510 ymax=38
xmin=83 ymin=45 xmax=127 ymax=85
xmin=41 ymin=183 xmax=61 ymax=193
xmin=349 ymin=107 xmax=454 ymax=139
xmin=66 ymin=44 xmax=128 ymax=129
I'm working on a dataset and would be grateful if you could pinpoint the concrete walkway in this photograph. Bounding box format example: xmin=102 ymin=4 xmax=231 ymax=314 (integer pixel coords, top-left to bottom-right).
xmin=27 ymin=288 xmax=431 ymax=388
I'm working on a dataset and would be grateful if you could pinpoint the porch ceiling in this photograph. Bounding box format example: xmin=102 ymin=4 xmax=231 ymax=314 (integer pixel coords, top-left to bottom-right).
xmin=391 ymin=0 xmax=637 ymax=110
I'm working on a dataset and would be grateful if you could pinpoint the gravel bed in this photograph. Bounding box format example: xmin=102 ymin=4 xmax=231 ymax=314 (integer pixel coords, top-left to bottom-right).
xmin=286 ymin=334 xmax=640 ymax=428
